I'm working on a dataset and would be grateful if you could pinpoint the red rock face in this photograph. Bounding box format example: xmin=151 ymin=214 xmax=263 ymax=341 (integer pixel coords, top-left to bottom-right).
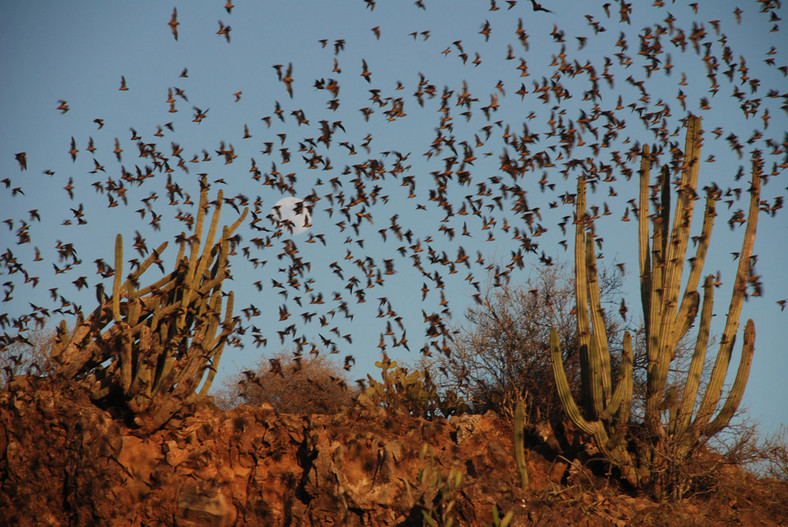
xmin=1 ymin=376 xmax=786 ymax=526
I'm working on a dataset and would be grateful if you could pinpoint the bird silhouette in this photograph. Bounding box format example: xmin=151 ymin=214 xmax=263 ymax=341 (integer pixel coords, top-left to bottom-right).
xmin=14 ymin=152 xmax=26 ymax=171
xmin=1 ymin=1 xmax=783 ymax=414
xmin=217 ymin=20 xmax=231 ymax=42
xmin=168 ymin=8 xmax=179 ymax=40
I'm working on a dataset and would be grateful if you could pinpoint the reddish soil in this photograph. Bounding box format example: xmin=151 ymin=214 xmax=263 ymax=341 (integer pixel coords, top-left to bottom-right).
xmin=1 ymin=376 xmax=786 ymax=526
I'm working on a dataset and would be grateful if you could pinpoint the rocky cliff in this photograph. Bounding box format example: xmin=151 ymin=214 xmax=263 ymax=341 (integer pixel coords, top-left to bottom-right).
xmin=1 ymin=376 xmax=785 ymax=526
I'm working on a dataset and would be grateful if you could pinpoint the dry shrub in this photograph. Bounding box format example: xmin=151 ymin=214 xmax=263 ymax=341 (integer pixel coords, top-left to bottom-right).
xmin=425 ymin=264 xmax=625 ymax=423
xmin=1 ymin=327 xmax=57 ymax=388
xmin=214 ymin=351 xmax=355 ymax=414
xmin=759 ymin=425 xmax=788 ymax=481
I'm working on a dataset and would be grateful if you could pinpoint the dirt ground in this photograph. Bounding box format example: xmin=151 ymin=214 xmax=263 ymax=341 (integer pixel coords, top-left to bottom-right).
xmin=1 ymin=376 xmax=786 ymax=526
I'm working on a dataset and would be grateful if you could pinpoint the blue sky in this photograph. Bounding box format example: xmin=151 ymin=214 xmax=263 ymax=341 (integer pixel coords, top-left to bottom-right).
xmin=1 ymin=1 xmax=786 ymax=436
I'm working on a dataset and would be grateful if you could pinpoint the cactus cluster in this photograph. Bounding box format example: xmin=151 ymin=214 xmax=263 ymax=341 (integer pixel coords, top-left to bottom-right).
xmin=550 ymin=116 xmax=759 ymax=487
xmin=51 ymin=176 xmax=248 ymax=432
xmin=364 ymin=355 xmax=439 ymax=416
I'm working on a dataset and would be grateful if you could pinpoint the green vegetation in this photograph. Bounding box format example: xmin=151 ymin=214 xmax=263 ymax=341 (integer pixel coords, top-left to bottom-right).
xmin=424 ymin=263 xmax=625 ymax=422
xmin=550 ymin=117 xmax=759 ymax=496
xmin=364 ymin=354 xmax=468 ymax=418
xmin=50 ymin=176 xmax=247 ymax=432
xmin=513 ymin=399 xmax=530 ymax=491
xmin=406 ymin=445 xmax=465 ymax=527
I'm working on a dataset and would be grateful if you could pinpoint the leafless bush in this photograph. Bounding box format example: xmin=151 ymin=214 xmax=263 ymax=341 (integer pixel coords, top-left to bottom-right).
xmin=629 ymin=412 xmax=770 ymax=500
xmin=425 ymin=263 xmax=625 ymax=422
xmin=214 ymin=351 xmax=356 ymax=414
xmin=1 ymin=327 xmax=57 ymax=388
xmin=754 ymin=425 xmax=788 ymax=481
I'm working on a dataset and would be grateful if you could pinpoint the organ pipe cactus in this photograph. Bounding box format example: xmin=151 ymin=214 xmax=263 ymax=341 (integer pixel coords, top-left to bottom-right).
xmin=52 ymin=176 xmax=247 ymax=432
xmin=550 ymin=116 xmax=759 ymax=487
xmin=549 ymin=175 xmax=637 ymax=484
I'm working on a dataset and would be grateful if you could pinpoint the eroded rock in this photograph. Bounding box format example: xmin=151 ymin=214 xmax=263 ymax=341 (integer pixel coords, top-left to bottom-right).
xmin=1 ymin=377 xmax=786 ymax=526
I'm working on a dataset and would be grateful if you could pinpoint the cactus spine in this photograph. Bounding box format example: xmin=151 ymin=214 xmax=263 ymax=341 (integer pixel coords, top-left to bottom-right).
xmin=550 ymin=116 xmax=759 ymax=487
xmin=52 ymin=176 xmax=247 ymax=432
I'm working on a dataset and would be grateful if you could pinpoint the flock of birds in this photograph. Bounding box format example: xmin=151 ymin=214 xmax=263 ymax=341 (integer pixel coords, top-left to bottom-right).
xmin=2 ymin=0 xmax=786 ymax=383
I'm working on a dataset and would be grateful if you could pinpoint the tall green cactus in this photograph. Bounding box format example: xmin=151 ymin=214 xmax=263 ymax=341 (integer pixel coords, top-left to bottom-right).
xmin=549 ymin=174 xmax=637 ymax=484
xmin=550 ymin=116 xmax=759 ymax=487
xmin=512 ymin=400 xmax=530 ymax=491
xmin=52 ymin=175 xmax=248 ymax=432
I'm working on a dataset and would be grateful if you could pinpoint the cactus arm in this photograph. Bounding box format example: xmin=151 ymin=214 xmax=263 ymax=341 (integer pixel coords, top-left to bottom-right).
xmin=513 ymin=400 xmax=530 ymax=491
xmin=702 ymin=319 xmax=754 ymax=437
xmin=175 ymin=238 xmax=186 ymax=267
xmin=653 ymin=118 xmax=703 ymax=405
xmin=644 ymin=164 xmax=667 ymax=368
xmin=648 ymin=118 xmax=704 ymax=424
xmin=574 ymin=179 xmax=591 ymax=349
xmin=574 ymin=178 xmax=605 ymax=417
xmin=227 ymin=206 xmax=249 ymax=235
xmin=673 ymin=275 xmax=714 ymax=435
xmin=615 ymin=332 xmax=634 ymax=429
xmin=662 ymin=117 xmax=702 ymax=319
xmin=670 ymin=291 xmax=700 ymax=355
xmin=152 ymin=322 xmax=175 ymax=395
xmin=638 ymin=145 xmax=652 ymax=332
xmin=190 ymin=189 xmax=223 ymax=298
xmin=178 ymin=182 xmax=209 ymax=329
xmin=669 ymin=195 xmax=716 ymax=353
xmin=585 ymin=338 xmax=606 ymax=418
xmin=696 ymin=164 xmax=760 ymax=427
xmin=126 ymin=324 xmax=153 ymax=401
xmin=682 ymin=194 xmax=716 ymax=301
xmin=113 ymin=234 xmax=124 ymax=323
xmin=190 ymin=291 xmax=234 ymax=402
xmin=658 ymin=164 xmax=671 ymax=256
xmin=574 ymin=189 xmax=593 ymax=417
xmin=647 ymin=167 xmax=675 ymax=422
xmin=551 ymin=328 xmax=638 ymax=482
xmin=550 ymin=328 xmax=602 ymax=436
xmin=584 ymin=232 xmax=613 ymax=404
xmin=124 ymin=241 xmax=169 ymax=287
xmin=128 ymin=270 xmax=176 ymax=300
xmin=599 ymin=331 xmax=633 ymax=422
xmin=111 ymin=235 xmax=136 ymax=393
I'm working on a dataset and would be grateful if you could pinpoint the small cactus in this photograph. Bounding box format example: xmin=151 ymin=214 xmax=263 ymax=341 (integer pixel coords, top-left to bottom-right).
xmin=365 ymin=354 xmax=440 ymax=416
xmin=513 ymin=399 xmax=530 ymax=491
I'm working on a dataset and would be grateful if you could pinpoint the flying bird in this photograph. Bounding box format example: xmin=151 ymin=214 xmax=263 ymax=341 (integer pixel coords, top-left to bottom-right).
xmin=217 ymin=20 xmax=231 ymax=42
xmin=282 ymin=62 xmax=294 ymax=97
xmin=529 ymin=0 xmax=551 ymax=12
xmin=68 ymin=137 xmax=79 ymax=162
xmin=14 ymin=152 xmax=26 ymax=171
xmin=361 ymin=59 xmax=372 ymax=83
xmin=168 ymin=8 xmax=179 ymax=40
